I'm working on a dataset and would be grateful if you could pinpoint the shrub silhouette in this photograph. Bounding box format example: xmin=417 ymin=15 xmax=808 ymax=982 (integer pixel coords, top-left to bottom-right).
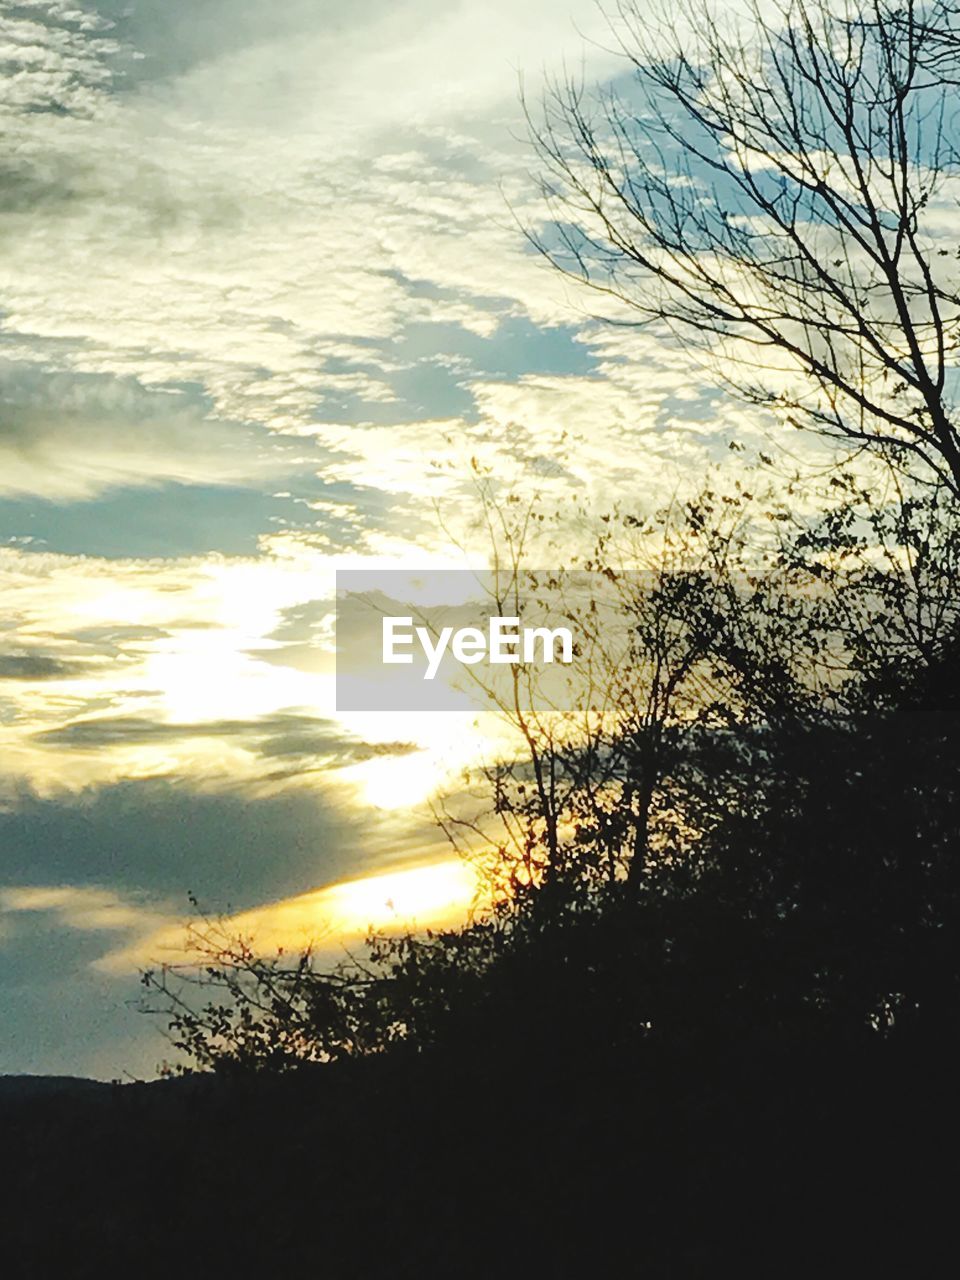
xmin=142 ymin=475 xmax=960 ymax=1074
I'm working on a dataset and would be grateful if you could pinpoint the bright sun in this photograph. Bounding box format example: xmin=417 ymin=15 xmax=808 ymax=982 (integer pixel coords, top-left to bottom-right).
xmin=323 ymin=860 xmax=481 ymax=933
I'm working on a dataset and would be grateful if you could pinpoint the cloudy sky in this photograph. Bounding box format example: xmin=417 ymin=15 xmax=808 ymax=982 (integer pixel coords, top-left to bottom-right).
xmin=0 ymin=0 xmax=781 ymax=1078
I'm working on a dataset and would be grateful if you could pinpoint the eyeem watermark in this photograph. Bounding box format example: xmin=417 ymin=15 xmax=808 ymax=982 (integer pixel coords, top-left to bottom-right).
xmin=382 ymin=615 xmax=573 ymax=680
xmin=336 ymin=569 xmax=585 ymax=712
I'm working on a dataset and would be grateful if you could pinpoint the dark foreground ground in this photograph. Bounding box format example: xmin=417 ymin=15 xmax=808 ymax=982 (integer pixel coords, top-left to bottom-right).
xmin=1 ymin=1034 xmax=955 ymax=1279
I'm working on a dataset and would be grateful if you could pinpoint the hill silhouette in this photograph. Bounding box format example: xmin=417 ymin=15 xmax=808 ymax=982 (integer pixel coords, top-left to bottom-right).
xmin=2 ymin=996 xmax=956 ymax=1277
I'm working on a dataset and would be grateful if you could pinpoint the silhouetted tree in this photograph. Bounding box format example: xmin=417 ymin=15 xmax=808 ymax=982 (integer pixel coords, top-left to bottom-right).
xmin=143 ymin=469 xmax=960 ymax=1069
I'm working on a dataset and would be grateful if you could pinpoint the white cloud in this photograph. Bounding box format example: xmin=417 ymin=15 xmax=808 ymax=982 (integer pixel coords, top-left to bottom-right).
xmin=0 ymin=0 xmax=627 ymax=501
xmin=0 ymin=361 xmax=307 ymax=499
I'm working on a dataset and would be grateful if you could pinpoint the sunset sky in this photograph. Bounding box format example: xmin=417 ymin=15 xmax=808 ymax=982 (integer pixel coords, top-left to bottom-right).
xmin=0 ymin=0 xmax=787 ymax=1077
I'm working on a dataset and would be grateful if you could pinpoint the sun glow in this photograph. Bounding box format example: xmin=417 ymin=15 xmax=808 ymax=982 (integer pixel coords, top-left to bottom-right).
xmin=323 ymin=860 xmax=481 ymax=933
xmin=99 ymin=858 xmax=484 ymax=974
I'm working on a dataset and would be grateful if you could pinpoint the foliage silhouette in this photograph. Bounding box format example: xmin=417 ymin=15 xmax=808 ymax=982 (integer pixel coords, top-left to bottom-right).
xmin=141 ymin=468 xmax=960 ymax=1073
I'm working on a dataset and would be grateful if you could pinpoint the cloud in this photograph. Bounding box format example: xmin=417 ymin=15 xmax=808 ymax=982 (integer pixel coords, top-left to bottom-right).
xmin=0 ymin=883 xmax=160 ymax=932
xmin=0 ymin=770 xmax=444 ymax=905
xmin=0 ymin=361 xmax=323 ymax=500
xmin=99 ymin=856 xmax=480 ymax=975
xmin=0 ymin=0 xmax=635 ymax=534
xmin=0 ymin=650 xmax=92 ymax=679
xmin=36 ymin=709 xmax=418 ymax=767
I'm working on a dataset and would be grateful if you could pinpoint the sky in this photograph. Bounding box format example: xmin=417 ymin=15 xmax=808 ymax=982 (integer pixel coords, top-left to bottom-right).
xmin=0 ymin=0 xmax=786 ymax=1078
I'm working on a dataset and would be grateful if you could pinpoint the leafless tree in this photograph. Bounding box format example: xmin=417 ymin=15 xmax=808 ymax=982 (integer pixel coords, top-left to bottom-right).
xmin=433 ymin=477 xmax=772 ymax=900
xmin=528 ymin=0 xmax=960 ymax=492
